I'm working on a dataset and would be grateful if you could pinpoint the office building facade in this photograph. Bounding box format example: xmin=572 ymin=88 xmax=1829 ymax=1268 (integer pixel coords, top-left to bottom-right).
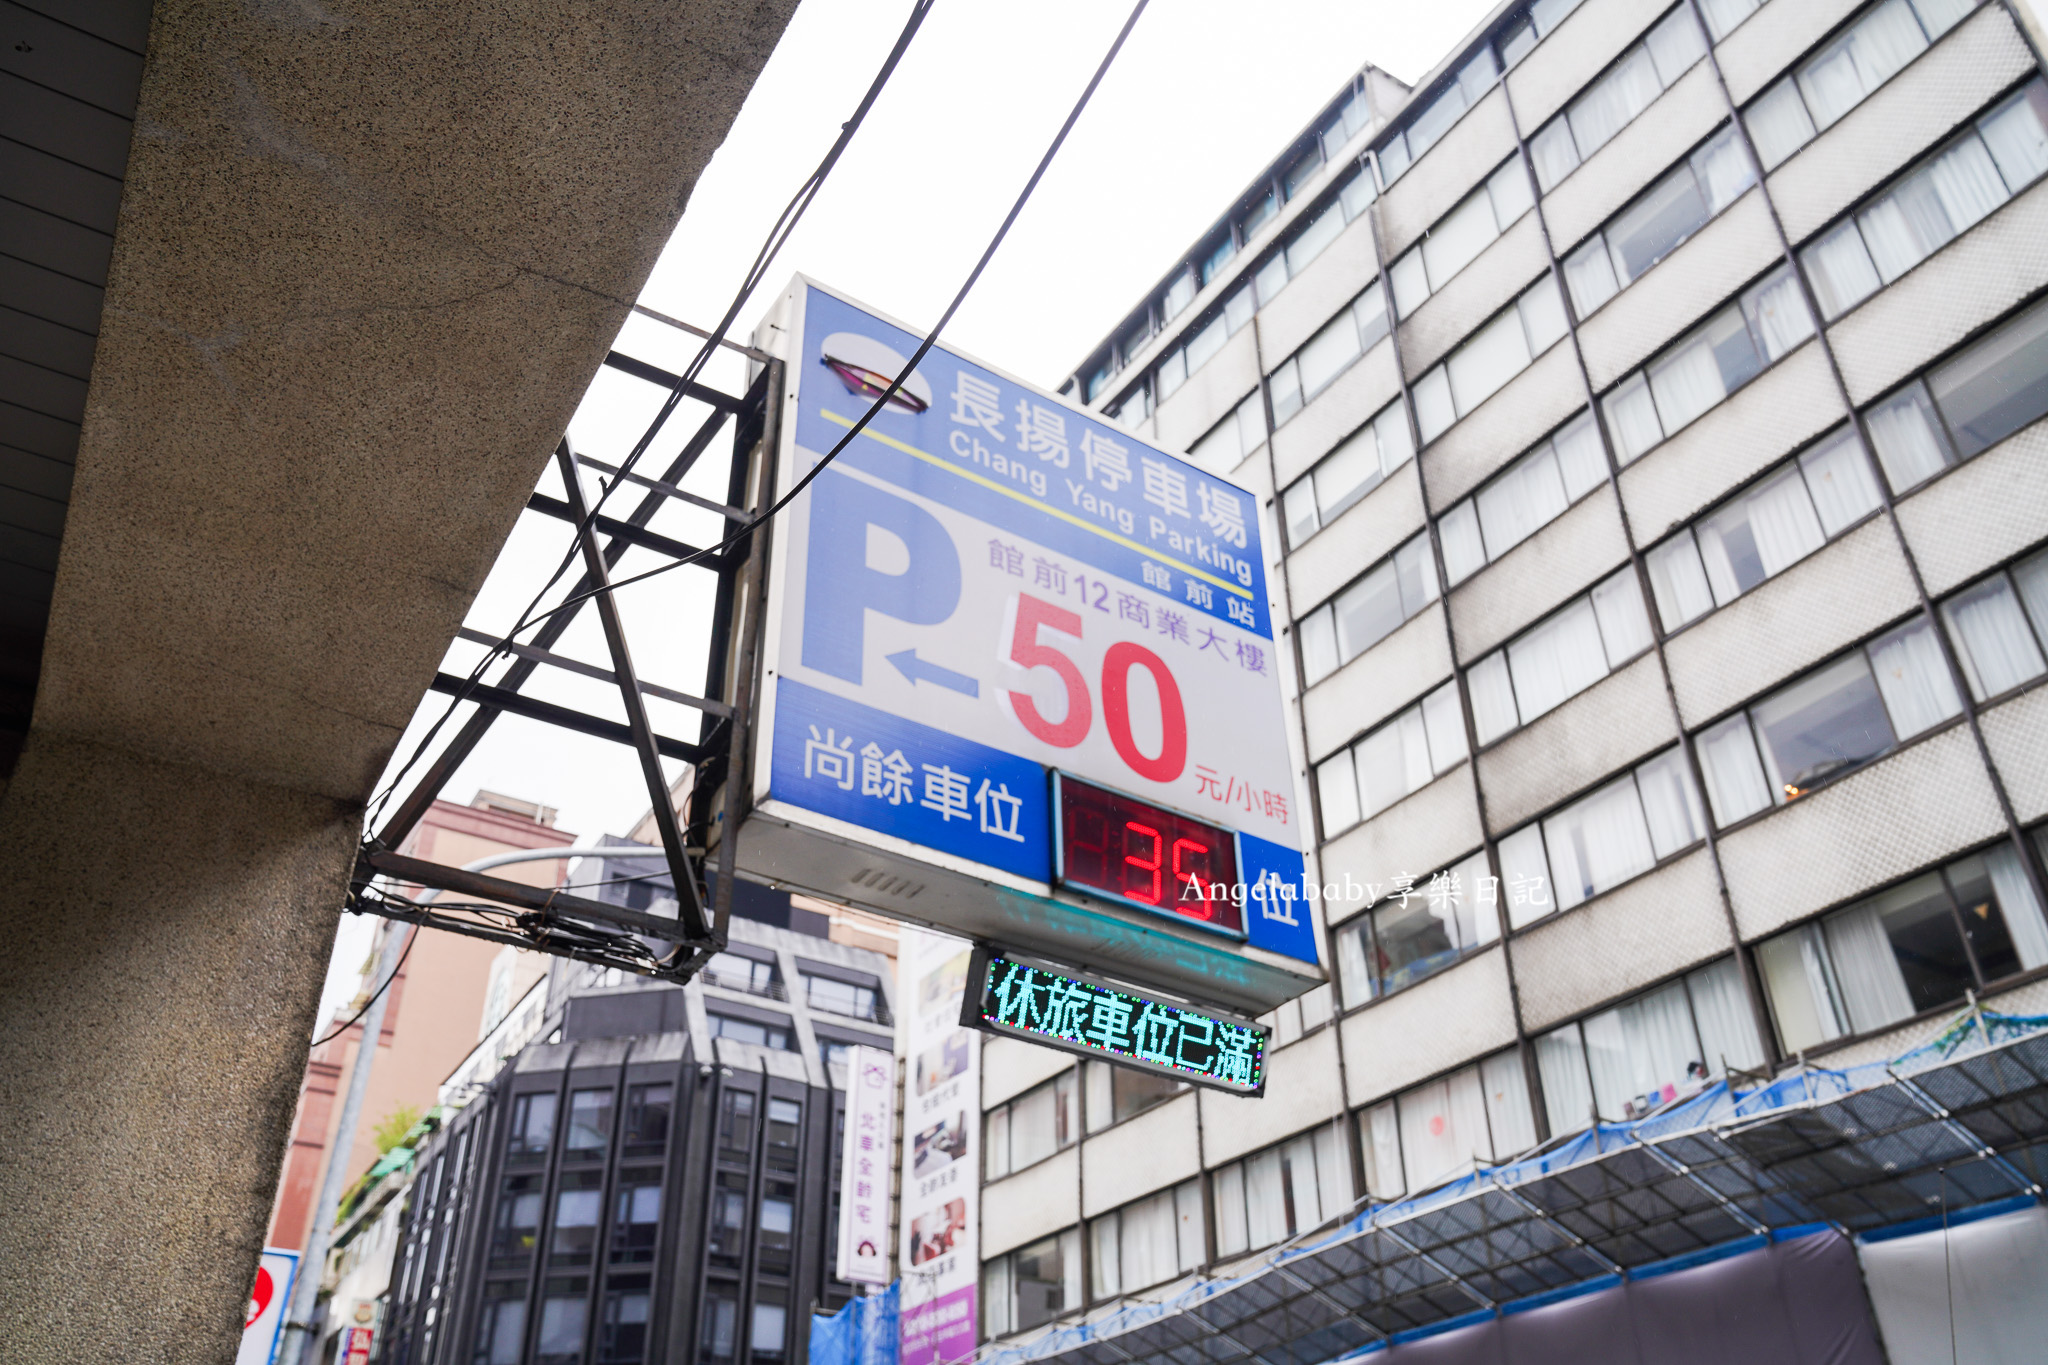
xmin=979 ymin=0 xmax=2048 ymax=1350
xmin=380 ymin=906 xmax=897 ymax=1365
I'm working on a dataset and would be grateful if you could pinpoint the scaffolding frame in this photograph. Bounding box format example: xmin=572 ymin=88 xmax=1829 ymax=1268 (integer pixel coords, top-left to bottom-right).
xmin=349 ymin=346 xmax=785 ymax=983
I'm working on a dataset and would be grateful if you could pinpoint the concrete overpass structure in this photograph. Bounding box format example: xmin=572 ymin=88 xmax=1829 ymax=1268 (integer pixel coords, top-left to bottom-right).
xmin=0 ymin=0 xmax=796 ymax=1355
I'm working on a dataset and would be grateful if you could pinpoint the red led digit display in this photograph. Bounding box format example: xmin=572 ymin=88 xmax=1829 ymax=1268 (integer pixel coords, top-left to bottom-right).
xmin=1055 ymin=774 xmax=1242 ymax=936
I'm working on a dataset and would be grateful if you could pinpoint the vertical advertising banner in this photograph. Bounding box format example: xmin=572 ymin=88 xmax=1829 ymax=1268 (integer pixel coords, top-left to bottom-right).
xmin=836 ymin=1043 xmax=897 ymax=1285
xmin=899 ymin=928 xmax=980 ymax=1365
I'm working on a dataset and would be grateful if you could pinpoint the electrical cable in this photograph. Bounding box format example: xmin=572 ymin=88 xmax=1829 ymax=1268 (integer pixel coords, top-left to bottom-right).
xmin=368 ymin=0 xmax=1151 ymax=851
xmin=364 ymin=0 xmax=938 ymax=830
xmin=311 ymin=925 xmax=419 ymax=1049
xmin=535 ymin=0 xmax=1153 ymax=623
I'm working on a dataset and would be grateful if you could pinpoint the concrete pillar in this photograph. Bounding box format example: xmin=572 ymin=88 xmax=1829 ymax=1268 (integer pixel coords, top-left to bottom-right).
xmin=0 ymin=0 xmax=795 ymax=1356
xmin=0 ymin=735 xmax=357 ymax=1352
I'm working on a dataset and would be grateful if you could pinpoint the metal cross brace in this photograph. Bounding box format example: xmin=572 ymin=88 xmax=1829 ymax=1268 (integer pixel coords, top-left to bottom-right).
xmin=1369 ymin=1211 xmax=1496 ymax=1312
xmin=1627 ymin=1136 xmax=1769 ymax=1237
xmin=1482 ymin=1169 xmax=1625 ymax=1277
xmin=1884 ymin=1064 xmax=2045 ymax=1196
xmin=554 ymin=439 xmax=710 ymax=942
xmin=1265 ymin=1254 xmax=1388 ymax=1345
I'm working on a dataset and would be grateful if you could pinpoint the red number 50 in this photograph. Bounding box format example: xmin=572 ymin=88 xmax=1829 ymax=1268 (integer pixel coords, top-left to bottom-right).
xmin=1007 ymin=594 xmax=1092 ymax=748
xmin=1006 ymin=594 xmax=1188 ymax=783
xmin=1103 ymin=641 xmax=1187 ymax=782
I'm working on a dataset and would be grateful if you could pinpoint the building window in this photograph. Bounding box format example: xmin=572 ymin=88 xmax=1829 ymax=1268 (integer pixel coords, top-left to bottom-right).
xmin=599 ymin=1277 xmax=652 ymax=1365
xmin=1378 ymin=50 xmax=1501 ymax=185
xmin=704 ymin=950 xmax=780 ymax=998
xmin=819 ymin=1033 xmax=888 ymax=1071
xmin=1298 ymin=531 xmax=1439 ymax=687
xmin=1189 ymin=392 xmax=1268 ymax=475
xmin=1466 ymin=567 xmax=1655 ymax=745
xmin=1281 ymin=399 xmax=1414 ymax=545
xmin=475 ymin=1282 xmax=527 ymax=1365
xmin=719 ymin=1090 xmax=756 ymax=1157
xmin=565 ymin=1087 xmax=614 ymax=1157
xmin=550 ymin=1170 xmax=603 ymax=1266
xmin=700 ymin=1286 xmax=739 ymax=1365
xmin=1604 ymin=264 xmax=1814 ymax=463
xmin=1644 ymin=426 xmax=1885 ymax=632
xmin=1212 ymin=1125 xmax=1353 ymax=1257
xmin=1316 ymin=681 xmax=1467 ymax=836
xmin=1440 ymin=410 xmax=1606 ymax=585
xmin=984 ymin=1071 xmax=1077 ymax=1178
xmin=982 ymin=1229 xmax=1082 ymax=1337
xmin=1694 ymin=617 xmax=1962 ymax=826
xmin=751 ymin=1290 xmax=788 ymax=1364
xmin=1804 ymin=81 xmax=2048 ymax=321
xmin=1254 ymin=172 xmax=1379 ymax=309
xmin=1528 ymin=7 xmax=1707 ymax=191
xmin=1564 ymin=124 xmax=1756 ymax=318
xmin=1495 ymin=746 xmax=1709 ymax=926
xmin=622 ymin=1082 xmax=671 ymax=1159
xmin=1413 ymin=276 xmax=1571 ymax=442
xmin=765 ymin=1097 xmax=802 ymax=1170
xmin=1160 ymin=268 xmax=1197 ymax=326
xmin=1942 ymin=548 xmax=2048 ymax=702
xmin=1082 ymin=1061 xmax=1187 ymax=1133
xmin=759 ymin=1183 xmax=796 ymax=1274
xmin=611 ymin=1170 xmax=661 ymax=1265
xmin=802 ymin=972 xmax=888 ymax=1023
xmin=1088 ymin=1181 xmax=1203 ymax=1299
xmin=707 ymin=1011 xmax=794 ymax=1050
xmin=1497 ymin=0 xmax=1589 ymax=67
xmin=1110 ymin=381 xmax=1151 ymax=431
xmin=1698 ymin=0 xmax=1770 ymax=40
xmin=507 ymin=1091 xmax=557 ymax=1160
xmin=1534 ymin=958 xmax=1763 ymax=1134
xmin=1155 ymin=288 xmax=1255 ymax=403
xmin=490 ymin=1174 xmax=543 ymax=1270
xmin=1862 ymin=293 xmax=2048 ymax=494
xmin=1268 ymin=285 xmax=1392 ymax=426
xmin=708 ymin=1172 xmax=748 ymax=1267
xmin=1745 ymin=0 xmax=1984 ymax=170
xmin=1359 ymin=1048 xmax=1535 ymax=1198
xmin=1334 ymin=850 xmax=1498 ymax=1006
xmin=1387 ymin=158 xmax=1536 ymax=319
xmin=536 ymin=1277 xmax=589 ymax=1365
xmin=1758 ymin=839 xmax=2048 ymax=1053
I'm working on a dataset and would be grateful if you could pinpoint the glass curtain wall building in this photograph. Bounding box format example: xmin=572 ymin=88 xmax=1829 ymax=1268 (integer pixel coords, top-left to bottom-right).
xmin=380 ymin=914 xmax=896 ymax=1365
xmin=989 ymin=0 xmax=2048 ymax=1348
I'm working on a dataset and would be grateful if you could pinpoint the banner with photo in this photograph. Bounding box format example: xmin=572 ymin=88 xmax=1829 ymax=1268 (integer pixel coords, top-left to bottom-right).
xmin=898 ymin=927 xmax=980 ymax=1365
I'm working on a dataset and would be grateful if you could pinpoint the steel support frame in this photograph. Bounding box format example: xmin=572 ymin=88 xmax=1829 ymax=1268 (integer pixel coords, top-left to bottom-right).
xmin=348 ymin=351 xmax=783 ymax=982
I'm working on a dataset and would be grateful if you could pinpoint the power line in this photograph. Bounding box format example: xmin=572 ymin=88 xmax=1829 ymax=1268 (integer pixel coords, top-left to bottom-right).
xmin=311 ymin=925 xmax=418 ymax=1049
xmin=365 ymin=0 xmax=939 ymax=831
xmin=535 ymin=0 xmax=1154 ymax=623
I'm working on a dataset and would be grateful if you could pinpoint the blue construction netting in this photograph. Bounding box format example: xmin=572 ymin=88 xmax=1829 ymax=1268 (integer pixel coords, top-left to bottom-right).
xmin=810 ymin=1282 xmax=900 ymax=1365
xmin=978 ymin=1004 xmax=2048 ymax=1365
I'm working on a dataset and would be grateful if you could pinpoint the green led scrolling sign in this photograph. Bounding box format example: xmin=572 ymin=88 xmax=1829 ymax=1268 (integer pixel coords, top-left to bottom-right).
xmin=964 ymin=950 xmax=1268 ymax=1096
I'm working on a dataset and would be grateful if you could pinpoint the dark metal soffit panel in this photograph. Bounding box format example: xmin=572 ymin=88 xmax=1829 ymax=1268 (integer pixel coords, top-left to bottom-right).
xmin=0 ymin=0 xmax=152 ymax=762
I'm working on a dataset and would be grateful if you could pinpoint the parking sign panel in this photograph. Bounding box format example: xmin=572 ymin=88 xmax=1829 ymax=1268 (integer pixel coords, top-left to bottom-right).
xmin=752 ymin=280 xmax=1316 ymax=973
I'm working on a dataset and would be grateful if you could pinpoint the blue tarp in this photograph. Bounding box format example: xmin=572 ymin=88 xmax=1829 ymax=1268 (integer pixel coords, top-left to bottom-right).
xmin=811 ymin=1282 xmax=899 ymax=1365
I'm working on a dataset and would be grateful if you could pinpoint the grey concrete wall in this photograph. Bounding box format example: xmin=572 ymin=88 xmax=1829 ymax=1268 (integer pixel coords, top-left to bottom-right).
xmin=0 ymin=0 xmax=795 ymax=1357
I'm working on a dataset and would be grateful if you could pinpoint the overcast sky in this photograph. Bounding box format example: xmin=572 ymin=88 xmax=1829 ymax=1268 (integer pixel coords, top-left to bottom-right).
xmin=326 ymin=0 xmax=1501 ymax=1022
